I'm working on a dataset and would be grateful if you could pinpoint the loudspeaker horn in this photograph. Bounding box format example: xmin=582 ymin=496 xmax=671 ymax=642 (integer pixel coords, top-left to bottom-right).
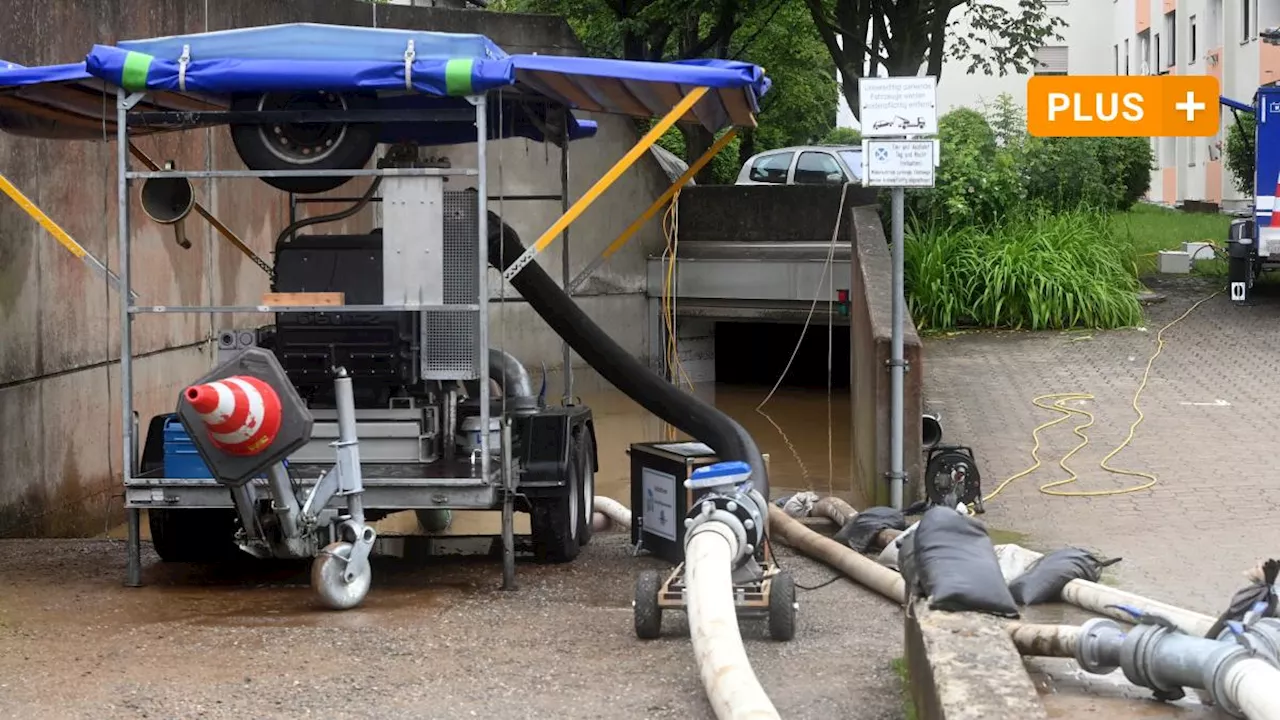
xmin=140 ymin=160 xmax=195 ymax=250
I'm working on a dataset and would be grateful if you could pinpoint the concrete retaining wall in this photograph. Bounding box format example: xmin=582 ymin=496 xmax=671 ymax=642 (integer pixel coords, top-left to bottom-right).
xmin=0 ymin=0 xmax=671 ymax=537
xmin=676 ymin=184 xmax=879 ymax=243
xmin=849 ymin=205 xmax=924 ymax=506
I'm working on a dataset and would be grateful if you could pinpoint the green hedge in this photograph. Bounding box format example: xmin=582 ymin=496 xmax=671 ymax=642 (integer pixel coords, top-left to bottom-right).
xmin=904 ymin=97 xmax=1154 ymax=228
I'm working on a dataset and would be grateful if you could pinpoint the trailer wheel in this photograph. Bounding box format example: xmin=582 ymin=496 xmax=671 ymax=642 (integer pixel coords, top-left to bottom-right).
xmin=576 ymin=430 xmax=596 ymax=548
xmin=148 ymin=508 xmax=241 ymax=563
xmin=229 ymin=90 xmax=380 ymax=195
xmin=529 ymin=462 xmax=582 ymax=564
xmin=311 ymin=541 xmax=372 ymax=611
xmin=767 ymin=571 xmax=797 ymax=641
xmin=634 ymin=569 xmax=663 ymax=639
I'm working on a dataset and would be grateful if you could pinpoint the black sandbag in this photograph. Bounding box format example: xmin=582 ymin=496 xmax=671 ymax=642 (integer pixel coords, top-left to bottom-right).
xmin=1008 ymin=548 xmax=1122 ymax=606
xmin=899 ymin=506 xmax=1020 ymax=618
xmin=833 ymin=506 xmax=907 ymax=553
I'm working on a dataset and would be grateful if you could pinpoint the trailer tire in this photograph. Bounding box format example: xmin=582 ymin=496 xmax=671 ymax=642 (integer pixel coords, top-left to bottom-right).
xmin=148 ymin=508 xmax=241 ymax=563
xmin=229 ymin=90 xmax=380 ymax=195
xmin=529 ymin=463 xmax=582 ymax=564
xmin=576 ymin=430 xmax=596 ymax=548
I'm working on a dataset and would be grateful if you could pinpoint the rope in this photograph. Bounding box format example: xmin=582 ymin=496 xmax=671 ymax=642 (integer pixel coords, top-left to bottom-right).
xmin=979 ymin=289 xmax=1221 ymax=504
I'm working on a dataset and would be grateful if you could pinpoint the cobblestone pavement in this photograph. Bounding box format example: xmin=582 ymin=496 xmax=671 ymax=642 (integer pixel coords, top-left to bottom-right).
xmin=924 ymin=274 xmax=1280 ymax=618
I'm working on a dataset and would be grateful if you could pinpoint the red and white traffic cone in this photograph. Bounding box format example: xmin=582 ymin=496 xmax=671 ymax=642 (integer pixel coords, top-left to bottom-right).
xmin=183 ymin=376 xmax=283 ymax=456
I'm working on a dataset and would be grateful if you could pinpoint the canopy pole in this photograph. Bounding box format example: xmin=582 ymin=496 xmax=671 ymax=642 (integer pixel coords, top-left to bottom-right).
xmin=569 ymin=127 xmax=738 ymax=293
xmin=559 ymin=112 xmax=574 ymax=405
xmin=501 ymin=86 xmax=710 ymax=282
xmin=0 ymin=171 xmax=138 ymax=302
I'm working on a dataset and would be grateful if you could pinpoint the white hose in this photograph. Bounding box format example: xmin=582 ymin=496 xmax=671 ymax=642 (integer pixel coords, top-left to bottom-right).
xmin=996 ymin=544 xmax=1217 ymax=636
xmin=592 ymin=496 xmax=632 ymax=531
xmin=1222 ymin=657 xmax=1280 ymax=720
xmin=685 ymin=523 xmax=781 ymax=720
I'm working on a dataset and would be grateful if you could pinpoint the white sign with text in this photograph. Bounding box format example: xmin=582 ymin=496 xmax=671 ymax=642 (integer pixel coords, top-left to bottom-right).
xmin=858 ymin=76 xmax=939 ymax=137
xmin=863 ymin=139 xmax=937 ymax=188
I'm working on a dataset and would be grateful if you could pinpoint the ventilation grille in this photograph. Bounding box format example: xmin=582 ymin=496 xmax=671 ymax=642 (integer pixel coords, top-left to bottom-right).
xmin=422 ymin=191 xmax=481 ymax=380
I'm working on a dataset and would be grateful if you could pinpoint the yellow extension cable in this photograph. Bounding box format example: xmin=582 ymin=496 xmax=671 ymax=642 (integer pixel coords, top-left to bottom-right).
xmin=980 ymin=289 xmax=1221 ymax=504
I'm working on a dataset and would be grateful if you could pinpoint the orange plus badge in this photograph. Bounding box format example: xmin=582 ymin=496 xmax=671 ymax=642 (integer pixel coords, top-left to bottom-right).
xmin=1027 ymin=75 xmax=1220 ymax=137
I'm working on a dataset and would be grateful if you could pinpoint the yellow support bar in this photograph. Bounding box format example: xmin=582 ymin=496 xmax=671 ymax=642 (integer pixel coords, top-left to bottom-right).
xmin=569 ymin=128 xmax=738 ymax=292
xmin=502 ymin=85 xmax=711 ymax=281
xmin=0 ymin=172 xmax=137 ymax=300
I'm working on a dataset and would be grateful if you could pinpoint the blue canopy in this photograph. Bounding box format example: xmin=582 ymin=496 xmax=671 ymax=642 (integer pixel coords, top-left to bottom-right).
xmin=0 ymin=23 xmax=771 ymax=146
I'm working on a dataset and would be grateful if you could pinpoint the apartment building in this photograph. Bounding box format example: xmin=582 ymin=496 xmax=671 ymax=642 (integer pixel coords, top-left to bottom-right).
xmin=836 ymin=0 xmax=1280 ymax=210
xmin=1111 ymin=0 xmax=1279 ymax=210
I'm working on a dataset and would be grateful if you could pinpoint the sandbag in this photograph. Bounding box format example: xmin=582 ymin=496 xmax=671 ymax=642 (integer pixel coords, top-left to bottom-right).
xmin=1007 ymin=548 xmax=1121 ymax=606
xmin=833 ymin=506 xmax=906 ymax=553
xmin=876 ymin=521 xmax=919 ymax=570
xmin=899 ymin=506 xmax=1020 ymax=618
xmin=774 ymin=491 xmax=819 ymax=519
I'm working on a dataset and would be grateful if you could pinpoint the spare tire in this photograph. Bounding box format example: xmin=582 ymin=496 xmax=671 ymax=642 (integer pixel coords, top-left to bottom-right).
xmin=229 ymin=90 xmax=380 ymax=195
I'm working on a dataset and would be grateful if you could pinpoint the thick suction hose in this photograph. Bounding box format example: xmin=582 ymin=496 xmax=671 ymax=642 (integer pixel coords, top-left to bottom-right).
xmin=485 ymin=214 xmax=769 ymax=497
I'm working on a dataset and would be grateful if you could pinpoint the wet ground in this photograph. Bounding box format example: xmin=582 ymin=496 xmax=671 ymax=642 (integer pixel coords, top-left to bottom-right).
xmin=0 ymin=383 xmax=904 ymax=720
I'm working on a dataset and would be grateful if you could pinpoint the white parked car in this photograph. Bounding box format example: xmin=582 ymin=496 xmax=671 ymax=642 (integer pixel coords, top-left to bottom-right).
xmin=734 ymin=145 xmax=863 ymax=186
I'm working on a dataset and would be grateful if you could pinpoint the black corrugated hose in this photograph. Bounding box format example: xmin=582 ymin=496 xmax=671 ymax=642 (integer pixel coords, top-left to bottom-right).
xmin=485 ymin=213 xmax=769 ymax=498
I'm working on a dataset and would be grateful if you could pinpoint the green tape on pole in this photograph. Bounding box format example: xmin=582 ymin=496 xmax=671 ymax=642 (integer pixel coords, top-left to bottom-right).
xmin=444 ymin=58 xmax=474 ymax=96
xmin=120 ymin=51 xmax=153 ymax=92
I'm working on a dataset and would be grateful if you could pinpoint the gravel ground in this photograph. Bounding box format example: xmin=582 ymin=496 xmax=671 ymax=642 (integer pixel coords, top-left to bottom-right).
xmin=0 ymin=526 xmax=905 ymax=719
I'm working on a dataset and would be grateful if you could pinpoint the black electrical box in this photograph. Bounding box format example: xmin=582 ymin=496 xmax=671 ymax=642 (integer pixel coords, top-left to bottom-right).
xmin=629 ymin=441 xmax=721 ymax=564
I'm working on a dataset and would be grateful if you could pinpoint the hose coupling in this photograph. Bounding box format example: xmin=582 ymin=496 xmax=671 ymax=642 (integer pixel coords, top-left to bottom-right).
xmin=683 ymin=461 xmax=767 ymax=568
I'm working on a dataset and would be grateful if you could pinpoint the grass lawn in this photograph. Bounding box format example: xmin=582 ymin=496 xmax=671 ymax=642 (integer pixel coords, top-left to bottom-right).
xmin=1110 ymin=203 xmax=1233 ymax=277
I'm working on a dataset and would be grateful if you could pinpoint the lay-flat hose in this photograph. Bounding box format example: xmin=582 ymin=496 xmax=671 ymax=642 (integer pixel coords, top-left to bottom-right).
xmin=484 ymin=213 xmax=769 ymax=498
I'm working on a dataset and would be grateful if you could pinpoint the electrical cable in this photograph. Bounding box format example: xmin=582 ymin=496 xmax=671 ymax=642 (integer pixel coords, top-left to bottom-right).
xmin=273 ymin=176 xmax=383 ymax=247
xmin=979 ymin=288 xmax=1221 ymax=505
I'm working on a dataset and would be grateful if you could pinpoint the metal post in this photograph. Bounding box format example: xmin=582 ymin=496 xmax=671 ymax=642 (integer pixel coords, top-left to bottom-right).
xmin=560 ymin=120 xmax=573 ymax=405
xmin=889 ymin=187 xmax=906 ymax=510
xmin=500 ymin=417 xmax=517 ymax=590
xmin=475 ymin=95 xmax=491 ymax=486
xmin=118 ymin=88 xmax=142 ymax=587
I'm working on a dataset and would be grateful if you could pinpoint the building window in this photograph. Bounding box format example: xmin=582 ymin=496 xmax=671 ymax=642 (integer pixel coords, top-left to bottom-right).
xmin=1124 ymin=39 xmax=1131 ymax=74
xmin=1190 ymin=15 xmax=1198 ymax=62
xmin=1114 ymin=44 xmax=1120 ymax=74
xmin=1034 ymin=46 xmax=1069 ymax=75
xmin=1209 ymin=0 xmax=1222 ymax=48
xmin=1244 ymin=0 xmax=1253 ymax=41
xmin=1155 ymin=33 xmax=1161 ymax=72
xmin=1166 ymin=12 xmax=1177 ymax=67
xmin=1138 ymin=31 xmax=1150 ymax=73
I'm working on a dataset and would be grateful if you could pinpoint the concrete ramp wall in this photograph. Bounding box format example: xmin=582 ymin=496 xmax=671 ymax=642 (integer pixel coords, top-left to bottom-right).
xmin=0 ymin=0 xmax=672 ymax=537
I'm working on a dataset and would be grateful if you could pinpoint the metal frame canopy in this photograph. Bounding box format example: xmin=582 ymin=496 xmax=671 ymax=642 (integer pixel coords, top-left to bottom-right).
xmin=0 ymin=22 xmax=770 ymax=582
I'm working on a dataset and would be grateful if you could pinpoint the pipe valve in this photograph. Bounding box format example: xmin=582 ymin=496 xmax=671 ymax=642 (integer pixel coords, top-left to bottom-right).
xmin=683 ymin=461 xmax=768 ymax=568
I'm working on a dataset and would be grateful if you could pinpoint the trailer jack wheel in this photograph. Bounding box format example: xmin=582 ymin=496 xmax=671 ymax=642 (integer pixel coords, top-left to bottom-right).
xmin=311 ymin=540 xmax=372 ymax=610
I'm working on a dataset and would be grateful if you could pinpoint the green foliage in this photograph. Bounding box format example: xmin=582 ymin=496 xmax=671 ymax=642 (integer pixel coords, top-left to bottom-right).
xmin=820 ymin=126 xmax=862 ymax=145
xmin=903 ymin=96 xmax=1153 ymax=227
xmin=653 ymin=126 xmax=743 ymax=184
xmin=1112 ymin=204 xmax=1232 ymax=276
xmin=903 ymin=107 xmax=1024 ymax=227
xmin=905 ymin=210 xmax=1143 ymax=331
xmin=1224 ymin=112 xmax=1256 ymax=194
xmin=497 ymin=0 xmax=838 ymax=167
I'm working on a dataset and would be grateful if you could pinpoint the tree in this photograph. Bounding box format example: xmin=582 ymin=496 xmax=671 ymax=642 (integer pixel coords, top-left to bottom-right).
xmin=800 ymin=0 xmax=1066 ymax=120
xmin=494 ymin=0 xmax=838 ymax=181
xmin=1224 ymin=112 xmax=1256 ymax=195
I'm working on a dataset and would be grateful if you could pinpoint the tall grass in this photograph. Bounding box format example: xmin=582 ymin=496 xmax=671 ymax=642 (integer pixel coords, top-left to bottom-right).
xmin=1110 ymin=203 xmax=1232 ymax=276
xmin=905 ymin=210 xmax=1143 ymax=331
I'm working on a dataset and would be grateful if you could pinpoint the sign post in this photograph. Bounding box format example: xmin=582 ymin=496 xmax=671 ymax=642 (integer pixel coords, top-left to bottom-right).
xmin=858 ymin=75 xmax=939 ymax=510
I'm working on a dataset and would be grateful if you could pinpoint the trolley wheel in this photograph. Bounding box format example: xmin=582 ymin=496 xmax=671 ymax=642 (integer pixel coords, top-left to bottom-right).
xmin=767 ymin=571 xmax=797 ymax=641
xmin=576 ymin=430 xmax=596 ymax=548
xmin=148 ymin=508 xmax=241 ymax=563
xmin=228 ymin=90 xmax=380 ymax=195
xmin=311 ymin=541 xmax=372 ymax=611
xmin=634 ymin=569 xmax=663 ymax=640
xmin=529 ymin=460 xmax=583 ymax=564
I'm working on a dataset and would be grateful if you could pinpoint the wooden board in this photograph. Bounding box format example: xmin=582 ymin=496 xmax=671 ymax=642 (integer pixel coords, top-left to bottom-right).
xmin=260 ymin=292 xmax=345 ymax=306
